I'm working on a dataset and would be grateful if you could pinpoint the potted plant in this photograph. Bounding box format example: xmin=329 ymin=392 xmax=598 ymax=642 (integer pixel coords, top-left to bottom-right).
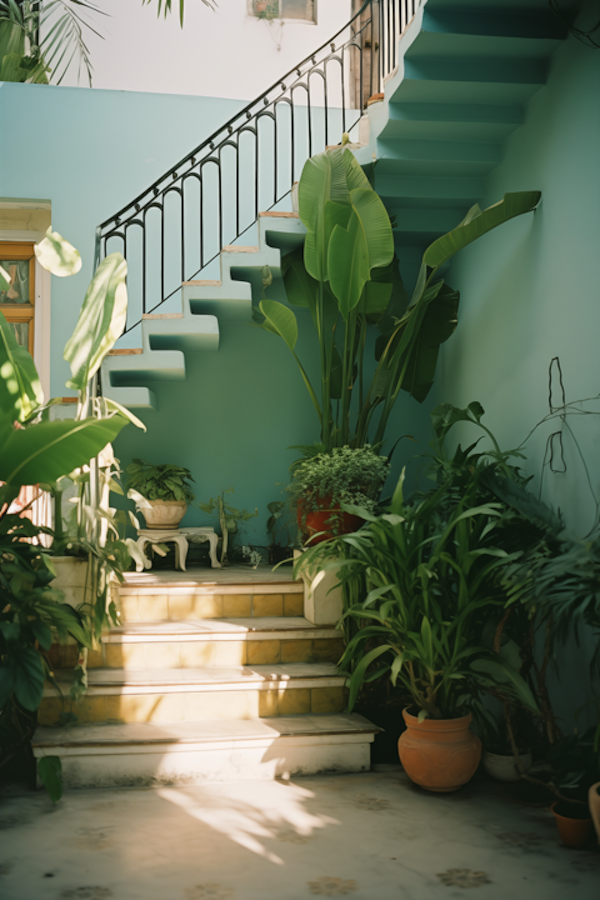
xmin=290 ymin=445 xmax=389 ymax=544
xmin=126 ymin=459 xmax=195 ymax=530
xmin=480 ymin=710 xmax=534 ymax=782
xmin=198 ymin=488 xmax=257 ymax=565
xmin=294 ymin=404 xmax=541 ymax=791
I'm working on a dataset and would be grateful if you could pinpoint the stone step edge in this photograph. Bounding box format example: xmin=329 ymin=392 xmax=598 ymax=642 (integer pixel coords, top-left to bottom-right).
xmin=102 ymin=620 xmax=339 ymax=643
xmin=44 ymin=667 xmax=345 ymax=696
xmin=116 ymin=581 xmax=303 ymax=597
xmin=43 ymin=677 xmax=345 ymax=697
xmin=32 ymin=714 xmax=379 ymax=755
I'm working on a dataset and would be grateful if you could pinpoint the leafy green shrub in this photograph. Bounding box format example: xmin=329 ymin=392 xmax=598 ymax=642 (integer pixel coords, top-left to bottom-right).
xmin=126 ymin=459 xmax=196 ymax=503
xmin=290 ymin=445 xmax=389 ymax=523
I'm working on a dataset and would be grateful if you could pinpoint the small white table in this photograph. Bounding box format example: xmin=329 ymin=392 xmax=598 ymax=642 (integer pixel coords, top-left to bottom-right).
xmin=136 ymin=527 xmax=221 ymax=572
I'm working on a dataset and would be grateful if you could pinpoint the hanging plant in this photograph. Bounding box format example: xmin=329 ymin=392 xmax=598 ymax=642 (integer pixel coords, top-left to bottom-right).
xmin=254 ymin=0 xmax=279 ymax=20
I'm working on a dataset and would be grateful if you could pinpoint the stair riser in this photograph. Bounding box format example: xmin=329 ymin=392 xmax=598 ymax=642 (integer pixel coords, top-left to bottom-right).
xmin=39 ymin=685 xmax=346 ymax=726
xmin=117 ymin=591 xmax=303 ymax=622
xmin=94 ymin=638 xmax=343 ymax=669
xmin=36 ymin=737 xmax=371 ymax=789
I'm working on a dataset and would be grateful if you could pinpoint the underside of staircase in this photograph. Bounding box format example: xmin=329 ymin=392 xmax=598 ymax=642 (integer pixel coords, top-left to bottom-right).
xmin=34 ymin=570 xmax=377 ymax=788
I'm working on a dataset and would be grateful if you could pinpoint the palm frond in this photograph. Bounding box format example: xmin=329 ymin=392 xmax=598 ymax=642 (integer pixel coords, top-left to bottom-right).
xmin=39 ymin=0 xmax=106 ymax=87
xmin=142 ymin=0 xmax=217 ymax=28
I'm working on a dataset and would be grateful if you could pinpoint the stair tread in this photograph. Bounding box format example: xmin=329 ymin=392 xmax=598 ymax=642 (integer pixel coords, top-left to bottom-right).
xmin=32 ymin=713 xmax=377 ymax=749
xmin=51 ymin=662 xmax=342 ymax=688
xmin=104 ymin=617 xmax=337 ymax=640
xmin=120 ymin=565 xmax=301 ymax=590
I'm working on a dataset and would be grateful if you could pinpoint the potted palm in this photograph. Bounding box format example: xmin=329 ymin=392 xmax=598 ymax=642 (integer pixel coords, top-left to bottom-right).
xmin=295 ymin=403 xmax=541 ymax=791
xmin=290 ymin=445 xmax=389 ymax=544
xmin=126 ymin=459 xmax=196 ymax=529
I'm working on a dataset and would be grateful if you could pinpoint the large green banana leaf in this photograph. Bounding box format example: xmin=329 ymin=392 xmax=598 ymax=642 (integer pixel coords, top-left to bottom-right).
xmin=0 ymin=414 xmax=129 ymax=486
xmin=423 ymin=192 xmax=541 ymax=274
xmin=298 ymin=148 xmax=373 ymax=283
xmin=62 ymin=253 xmax=128 ymax=391
xmin=34 ymin=227 xmax=81 ymax=277
xmin=328 ymin=189 xmax=394 ymax=319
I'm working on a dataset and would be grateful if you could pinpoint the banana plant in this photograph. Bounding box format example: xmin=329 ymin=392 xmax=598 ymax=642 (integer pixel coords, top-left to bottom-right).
xmin=254 ymin=142 xmax=541 ymax=452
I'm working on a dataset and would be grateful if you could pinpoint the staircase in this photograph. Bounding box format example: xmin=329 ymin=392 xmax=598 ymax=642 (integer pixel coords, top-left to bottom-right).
xmin=34 ymin=568 xmax=377 ymax=788
xmin=354 ymin=0 xmax=566 ymax=247
xmin=49 ymin=0 xmax=571 ymax=788
xmin=102 ymin=213 xmax=306 ymax=410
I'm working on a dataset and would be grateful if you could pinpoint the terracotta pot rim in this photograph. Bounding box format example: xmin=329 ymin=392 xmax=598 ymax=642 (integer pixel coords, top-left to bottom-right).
xmin=551 ymin=801 xmax=592 ymax=823
xmin=402 ymin=706 xmax=472 ymax=730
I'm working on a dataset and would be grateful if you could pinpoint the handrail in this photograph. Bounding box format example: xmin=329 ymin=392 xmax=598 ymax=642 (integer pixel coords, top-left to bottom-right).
xmin=96 ymin=1 xmax=419 ymax=334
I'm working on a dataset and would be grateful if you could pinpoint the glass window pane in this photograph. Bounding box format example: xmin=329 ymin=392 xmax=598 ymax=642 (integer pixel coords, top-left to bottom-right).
xmin=10 ymin=321 xmax=29 ymax=347
xmin=281 ymin=0 xmax=314 ymax=20
xmin=0 ymin=259 xmax=30 ymax=304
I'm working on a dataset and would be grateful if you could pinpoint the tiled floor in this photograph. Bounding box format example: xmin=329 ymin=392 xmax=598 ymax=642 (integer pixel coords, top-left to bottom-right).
xmin=1 ymin=767 xmax=598 ymax=900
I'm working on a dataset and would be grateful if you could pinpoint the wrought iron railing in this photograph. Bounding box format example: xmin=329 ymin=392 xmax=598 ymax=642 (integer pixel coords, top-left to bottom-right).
xmin=96 ymin=0 xmax=419 ymax=334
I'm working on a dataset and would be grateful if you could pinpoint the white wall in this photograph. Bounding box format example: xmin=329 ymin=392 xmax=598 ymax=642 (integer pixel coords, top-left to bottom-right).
xmin=57 ymin=0 xmax=352 ymax=100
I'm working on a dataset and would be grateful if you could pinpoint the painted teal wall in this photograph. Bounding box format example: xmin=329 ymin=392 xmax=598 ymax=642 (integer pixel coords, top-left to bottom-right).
xmin=439 ymin=26 xmax=600 ymax=536
xmin=437 ymin=28 xmax=600 ymax=727
xmin=0 ymin=82 xmax=417 ymax=547
xmin=0 ymin=82 xmax=245 ymax=395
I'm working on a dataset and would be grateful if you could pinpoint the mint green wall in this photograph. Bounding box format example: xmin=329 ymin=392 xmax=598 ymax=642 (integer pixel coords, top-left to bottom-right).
xmin=0 ymin=82 xmax=244 ymax=396
xmin=437 ymin=31 xmax=600 ymax=727
xmin=439 ymin=29 xmax=600 ymax=537
xmin=0 ymin=82 xmax=416 ymax=545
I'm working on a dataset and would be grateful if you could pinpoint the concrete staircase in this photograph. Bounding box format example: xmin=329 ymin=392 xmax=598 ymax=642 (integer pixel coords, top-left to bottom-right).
xmin=354 ymin=0 xmax=567 ymax=249
xmin=101 ymin=212 xmax=306 ymax=411
xmin=34 ymin=569 xmax=377 ymax=788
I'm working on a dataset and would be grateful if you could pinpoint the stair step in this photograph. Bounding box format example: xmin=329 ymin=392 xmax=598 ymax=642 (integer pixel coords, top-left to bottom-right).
xmin=39 ymin=664 xmax=346 ymax=725
xmin=107 ymin=348 xmax=143 ymax=355
xmin=32 ymin=714 xmax=378 ymax=787
xmin=222 ymin=245 xmax=259 ymax=253
xmin=258 ymin=211 xmax=299 ymax=218
xmin=142 ymin=313 xmax=184 ymax=319
xmin=115 ymin=575 xmax=304 ymax=623
xmin=92 ymin=618 xmax=342 ymax=669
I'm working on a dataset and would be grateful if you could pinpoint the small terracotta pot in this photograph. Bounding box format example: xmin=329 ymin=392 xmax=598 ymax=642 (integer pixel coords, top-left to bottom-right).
xmin=551 ymin=801 xmax=593 ymax=848
xmin=142 ymin=499 xmax=187 ymax=530
xmin=586 ymin=783 xmax=600 ymax=845
xmin=298 ymin=496 xmax=363 ymax=545
xmin=398 ymin=708 xmax=481 ymax=793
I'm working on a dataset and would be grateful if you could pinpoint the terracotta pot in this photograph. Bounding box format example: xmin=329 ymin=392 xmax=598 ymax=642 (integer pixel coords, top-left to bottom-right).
xmin=587 ymin=783 xmax=600 ymax=845
xmin=551 ymin=801 xmax=593 ymax=848
xmin=142 ymin=499 xmax=187 ymax=530
xmin=297 ymin=496 xmax=363 ymax=545
xmin=398 ymin=708 xmax=481 ymax=792
xmin=482 ymin=749 xmax=532 ymax=782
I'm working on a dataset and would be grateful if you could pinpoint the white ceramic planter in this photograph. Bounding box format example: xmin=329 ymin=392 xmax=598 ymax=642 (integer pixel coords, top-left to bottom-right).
xmin=482 ymin=749 xmax=532 ymax=782
xmin=294 ymin=548 xmax=342 ymax=626
xmin=142 ymin=500 xmax=187 ymax=530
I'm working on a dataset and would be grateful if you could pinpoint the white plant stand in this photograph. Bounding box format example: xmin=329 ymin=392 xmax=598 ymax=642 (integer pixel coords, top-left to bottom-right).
xmin=136 ymin=527 xmax=221 ymax=572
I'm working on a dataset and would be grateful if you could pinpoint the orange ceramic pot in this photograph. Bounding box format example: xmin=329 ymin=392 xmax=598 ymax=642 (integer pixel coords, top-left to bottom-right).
xmin=297 ymin=496 xmax=363 ymax=545
xmin=551 ymin=802 xmax=593 ymax=848
xmin=398 ymin=708 xmax=482 ymax=793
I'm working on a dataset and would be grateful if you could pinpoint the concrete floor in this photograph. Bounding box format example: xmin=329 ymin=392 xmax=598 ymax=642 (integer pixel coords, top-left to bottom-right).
xmin=1 ymin=767 xmax=599 ymax=900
